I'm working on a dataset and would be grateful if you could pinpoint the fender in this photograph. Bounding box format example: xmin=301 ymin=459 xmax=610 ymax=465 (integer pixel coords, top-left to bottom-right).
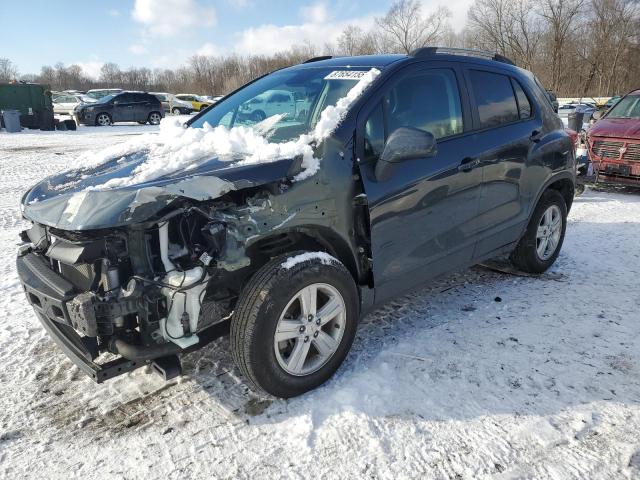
xmin=527 ymin=170 xmax=576 ymax=225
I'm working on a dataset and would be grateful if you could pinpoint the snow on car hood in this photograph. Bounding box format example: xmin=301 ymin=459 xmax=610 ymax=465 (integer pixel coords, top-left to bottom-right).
xmin=21 ymin=68 xmax=380 ymax=231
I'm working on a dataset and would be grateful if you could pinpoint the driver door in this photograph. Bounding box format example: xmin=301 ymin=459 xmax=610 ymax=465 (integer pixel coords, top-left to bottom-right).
xmin=356 ymin=64 xmax=483 ymax=302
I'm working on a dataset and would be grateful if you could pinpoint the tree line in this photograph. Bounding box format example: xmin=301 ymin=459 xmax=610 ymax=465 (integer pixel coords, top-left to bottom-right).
xmin=1 ymin=0 xmax=638 ymax=97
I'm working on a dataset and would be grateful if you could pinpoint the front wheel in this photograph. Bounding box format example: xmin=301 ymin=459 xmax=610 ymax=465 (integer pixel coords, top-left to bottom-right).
xmin=510 ymin=189 xmax=567 ymax=273
xmin=172 ymin=107 xmax=181 ymax=115
xmin=95 ymin=113 xmax=111 ymax=126
xmin=231 ymin=252 xmax=358 ymax=398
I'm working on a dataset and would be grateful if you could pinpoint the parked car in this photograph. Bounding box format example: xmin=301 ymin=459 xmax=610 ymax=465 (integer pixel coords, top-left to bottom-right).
xmin=17 ymin=48 xmax=574 ymax=398
xmin=557 ymin=102 xmax=597 ymax=119
xmin=238 ymin=89 xmax=298 ymax=121
xmin=175 ymin=94 xmax=210 ymax=111
xmin=85 ymin=88 xmax=123 ymax=100
xmin=52 ymin=93 xmax=96 ymax=116
xmin=587 ymin=89 xmax=640 ymax=186
xmin=75 ymin=91 xmax=164 ymax=126
xmin=150 ymin=92 xmax=195 ymax=115
xmin=202 ymin=95 xmax=224 ymax=104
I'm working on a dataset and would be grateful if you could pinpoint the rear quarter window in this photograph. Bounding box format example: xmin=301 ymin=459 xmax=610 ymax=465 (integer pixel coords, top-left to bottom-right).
xmin=469 ymin=70 xmax=519 ymax=128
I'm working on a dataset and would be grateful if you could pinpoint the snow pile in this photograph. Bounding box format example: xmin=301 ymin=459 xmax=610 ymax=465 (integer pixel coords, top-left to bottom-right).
xmin=281 ymin=251 xmax=338 ymax=269
xmin=83 ymin=68 xmax=380 ymax=190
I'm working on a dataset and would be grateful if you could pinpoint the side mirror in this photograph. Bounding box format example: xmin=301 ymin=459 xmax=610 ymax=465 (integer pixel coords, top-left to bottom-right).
xmin=592 ymin=110 xmax=603 ymax=121
xmin=375 ymin=127 xmax=437 ymax=181
xmin=380 ymin=127 xmax=437 ymax=164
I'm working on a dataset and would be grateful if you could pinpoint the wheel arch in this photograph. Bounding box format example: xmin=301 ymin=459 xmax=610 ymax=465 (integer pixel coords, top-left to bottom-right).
xmin=531 ymin=172 xmax=575 ymax=219
xmin=245 ymin=226 xmax=361 ymax=284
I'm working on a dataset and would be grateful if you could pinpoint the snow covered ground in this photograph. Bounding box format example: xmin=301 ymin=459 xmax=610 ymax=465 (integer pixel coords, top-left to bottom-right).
xmin=1 ymin=127 xmax=640 ymax=479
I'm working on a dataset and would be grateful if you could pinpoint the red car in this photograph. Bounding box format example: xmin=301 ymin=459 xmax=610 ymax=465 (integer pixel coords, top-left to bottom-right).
xmin=588 ymin=89 xmax=640 ymax=185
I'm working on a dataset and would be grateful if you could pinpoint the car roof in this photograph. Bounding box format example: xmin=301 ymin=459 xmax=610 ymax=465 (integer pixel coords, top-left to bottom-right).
xmin=287 ymin=54 xmax=406 ymax=70
xmin=284 ymin=51 xmax=525 ymax=77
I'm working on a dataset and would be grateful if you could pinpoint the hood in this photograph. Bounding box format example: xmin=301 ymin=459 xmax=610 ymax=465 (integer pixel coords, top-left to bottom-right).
xmin=22 ymin=151 xmax=301 ymax=231
xmin=589 ymin=117 xmax=640 ymax=140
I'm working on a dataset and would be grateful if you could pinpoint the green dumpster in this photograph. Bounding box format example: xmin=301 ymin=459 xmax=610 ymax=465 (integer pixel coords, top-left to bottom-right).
xmin=0 ymin=82 xmax=54 ymax=130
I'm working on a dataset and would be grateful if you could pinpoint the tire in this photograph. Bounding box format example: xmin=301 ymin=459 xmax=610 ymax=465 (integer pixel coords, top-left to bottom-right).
xmin=199 ymin=104 xmax=209 ymax=112
xmin=231 ymin=252 xmax=359 ymax=398
xmin=172 ymin=107 xmax=181 ymax=115
xmin=95 ymin=113 xmax=112 ymax=126
xmin=148 ymin=111 xmax=162 ymax=125
xmin=510 ymin=189 xmax=567 ymax=273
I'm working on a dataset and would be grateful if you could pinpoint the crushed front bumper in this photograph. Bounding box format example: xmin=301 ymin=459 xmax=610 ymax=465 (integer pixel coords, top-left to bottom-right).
xmin=17 ymin=251 xmax=151 ymax=382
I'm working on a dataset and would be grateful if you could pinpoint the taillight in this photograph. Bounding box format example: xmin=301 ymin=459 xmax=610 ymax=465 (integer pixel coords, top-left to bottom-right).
xmin=564 ymin=128 xmax=578 ymax=152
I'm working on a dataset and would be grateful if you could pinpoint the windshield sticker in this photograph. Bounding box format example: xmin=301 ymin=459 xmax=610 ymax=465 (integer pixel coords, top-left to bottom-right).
xmin=324 ymin=70 xmax=371 ymax=81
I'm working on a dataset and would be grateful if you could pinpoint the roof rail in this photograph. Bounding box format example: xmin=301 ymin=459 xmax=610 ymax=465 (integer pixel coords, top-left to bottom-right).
xmin=409 ymin=47 xmax=515 ymax=66
xmin=303 ymin=55 xmax=333 ymax=64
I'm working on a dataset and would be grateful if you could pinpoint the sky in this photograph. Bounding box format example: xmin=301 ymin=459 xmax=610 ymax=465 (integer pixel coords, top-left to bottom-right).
xmin=0 ymin=0 xmax=474 ymax=78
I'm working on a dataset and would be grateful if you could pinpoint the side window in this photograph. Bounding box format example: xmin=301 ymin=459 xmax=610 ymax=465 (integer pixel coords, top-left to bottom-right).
xmin=363 ymin=101 xmax=385 ymax=163
xmin=511 ymin=79 xmax=532 ymax=119
xmin=387 ymin=69 xmax=463 ymax=139
xmin=469 ymin=70 xmax=519 ymax=128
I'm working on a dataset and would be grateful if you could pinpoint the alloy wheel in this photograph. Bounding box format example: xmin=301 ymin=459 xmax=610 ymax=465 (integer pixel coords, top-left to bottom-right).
xmin=536 ymin=204 xmax=562 ymax=261
xmin=96 ymin=114 xmax=111 ymax=126
xmin=273 ymin=283 xmax=346 ymax=376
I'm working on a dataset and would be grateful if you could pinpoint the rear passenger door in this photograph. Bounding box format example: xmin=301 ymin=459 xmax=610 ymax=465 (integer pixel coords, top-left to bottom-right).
xmin=356 ymin=63 xmax=483 ymax=302
xmin=112 ymin=93 xmax=135 ymax=122
xmin=462 ymin=67 xmax=542 ymax=258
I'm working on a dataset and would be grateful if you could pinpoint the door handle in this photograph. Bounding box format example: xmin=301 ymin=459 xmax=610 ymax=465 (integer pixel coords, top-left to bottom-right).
xmin=458 ymin=157 xmax=480 ymax=172
xmin=530 ymin=129 xmax=542 ymax=142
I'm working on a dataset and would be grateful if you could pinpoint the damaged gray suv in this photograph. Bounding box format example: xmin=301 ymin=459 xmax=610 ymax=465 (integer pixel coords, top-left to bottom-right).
xmin=17 ymin=48 xmax=575 ymax=398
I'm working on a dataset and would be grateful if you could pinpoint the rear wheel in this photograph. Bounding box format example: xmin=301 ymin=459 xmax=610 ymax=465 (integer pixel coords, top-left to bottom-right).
xmin=172 ymin=107 xmax=181 ymax=115
xmin=231 ymin=253 xmax=358 ymax=398
xmin=148 ymin=112 xmax=162 ymax=125
xmin=510 ymin=189 xmax=567 ymax=273
xmin=95 ymin=113 xmax=111 ymax=126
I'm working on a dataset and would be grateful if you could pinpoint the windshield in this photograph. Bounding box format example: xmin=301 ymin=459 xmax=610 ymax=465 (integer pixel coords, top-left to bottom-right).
xmin=95 ymin=94 xmax=117 ymax=104
xmin=190 ymin=67 xmax=375 ymax=142
xmin=606 ymin=95 xmax=640 ymax=119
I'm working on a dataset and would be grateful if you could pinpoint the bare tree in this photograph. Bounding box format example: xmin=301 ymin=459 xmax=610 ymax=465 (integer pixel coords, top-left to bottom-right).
xmin=0 ymin=58 xmax=19 ymax=82
xmin=100 ymin=63 xmax=123 ymax=85
xmin=467 ymin=0 xmax=543 ymax=69
xmin=337 ymin=25 xmax=377 ymax=56
xmin=539 ymin=0 xmax=585 ymax=92
xmin=376 ymin=0 xmax=451 ymax=53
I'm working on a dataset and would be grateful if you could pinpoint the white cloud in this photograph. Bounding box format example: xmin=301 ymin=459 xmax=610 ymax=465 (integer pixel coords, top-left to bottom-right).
xmin=108 ymin=9 xmax=120 ymax=17
xmin=236 ymin=15 xmax=375 ymax=56
xmin=77 ymin=61 xmax=104 ymax=79
xmin=131 ymin=0 xmax=216 ymax=37
xmin=299 ymin=2 xmax=329 ymax=23
xmin=197 ymin=42 xmax=220 ymax=56
xmin=129 ymin=44 xmax=148 ymax=55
